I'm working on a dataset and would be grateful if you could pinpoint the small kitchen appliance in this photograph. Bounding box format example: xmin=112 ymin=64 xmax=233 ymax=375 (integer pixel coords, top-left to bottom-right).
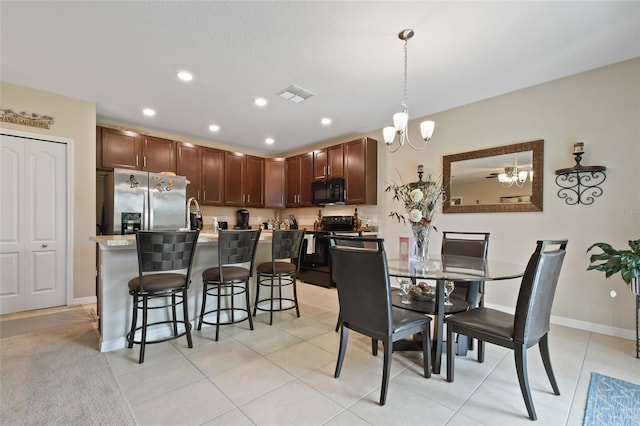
xmin=235 ymin=209 xmax=250 ymax=229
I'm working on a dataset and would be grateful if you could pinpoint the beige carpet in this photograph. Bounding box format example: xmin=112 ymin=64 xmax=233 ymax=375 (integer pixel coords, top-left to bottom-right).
xmin=0 ymin=308 xmax=136 ymax=425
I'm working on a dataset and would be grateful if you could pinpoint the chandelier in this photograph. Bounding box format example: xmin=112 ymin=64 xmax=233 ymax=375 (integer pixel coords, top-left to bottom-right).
xmin=498 ymin=155 xmax=533 ymax=188
xmin=383 ymin=29 xmax=435 ymax=153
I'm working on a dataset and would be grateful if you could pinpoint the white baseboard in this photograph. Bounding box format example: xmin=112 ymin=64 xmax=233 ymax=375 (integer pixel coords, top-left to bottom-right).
xmin=73 ymin=296 xmax=97 ymax=306
xmin=485 ymin=303 xmax=636 ymax=341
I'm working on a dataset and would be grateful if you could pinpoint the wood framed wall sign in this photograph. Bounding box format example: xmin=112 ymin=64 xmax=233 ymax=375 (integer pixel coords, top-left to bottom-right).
xmin=0 ymin=109 xmax=54 ymax=129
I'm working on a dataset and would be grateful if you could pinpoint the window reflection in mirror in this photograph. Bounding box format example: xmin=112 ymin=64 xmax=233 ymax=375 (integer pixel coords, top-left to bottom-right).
xmin=443 ymin=140 xmax=543 ymax=213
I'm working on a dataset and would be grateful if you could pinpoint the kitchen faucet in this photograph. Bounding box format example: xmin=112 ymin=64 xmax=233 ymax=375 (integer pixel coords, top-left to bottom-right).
xmin=186 ymin=197 xmax=201 ymax=230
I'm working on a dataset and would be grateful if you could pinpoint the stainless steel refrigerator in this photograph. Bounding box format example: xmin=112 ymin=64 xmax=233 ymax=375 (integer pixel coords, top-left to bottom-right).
xmin=103 ymin=168 xmax=187 ymax=235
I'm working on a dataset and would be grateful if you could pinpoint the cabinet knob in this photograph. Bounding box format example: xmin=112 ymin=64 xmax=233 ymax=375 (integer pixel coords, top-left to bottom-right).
xmin=42 ymin=243 xmax=48 ymax=248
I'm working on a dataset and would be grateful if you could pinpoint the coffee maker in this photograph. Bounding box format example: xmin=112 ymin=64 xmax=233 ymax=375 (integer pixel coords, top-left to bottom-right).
xmin=235 ymin=209 xmax=250 ymax=229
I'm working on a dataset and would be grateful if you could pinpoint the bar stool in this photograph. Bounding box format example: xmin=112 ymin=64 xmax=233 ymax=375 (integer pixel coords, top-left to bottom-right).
xmin=253 ymin=229 xmax=306 ymax=325
xmin=126 ymin=230 xmax=199 ymax=364
xmin=198 ymin=229 xmax=261 ymax=341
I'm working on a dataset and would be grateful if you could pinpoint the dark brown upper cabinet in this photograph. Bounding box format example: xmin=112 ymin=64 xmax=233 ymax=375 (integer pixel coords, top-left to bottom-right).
xmin=313 ymin=144 xmax=343 ymax=181
xmin=142 ymin=136 xmax=176 ymax=173
xmin=176 ymin=142 xmax=202 ymax=203
xmin=224 ymin=152 xmax=264 ymax=207
xmin=201 ymin=147 xmax=224 ymax=206
xmin=344 ymin=137 xmax=377 ymax=205
xmin=99 ymin=127 xmax=142 ymax=170
xmin=286 ymin=152 xmax=314 ymax=208
xmin=265 ymin=158 xmax=285 ymax=209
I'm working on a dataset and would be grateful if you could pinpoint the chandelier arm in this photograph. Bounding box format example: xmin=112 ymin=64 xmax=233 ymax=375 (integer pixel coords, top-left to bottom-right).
xmin=386 ymin=141 xmax=402 ymax=153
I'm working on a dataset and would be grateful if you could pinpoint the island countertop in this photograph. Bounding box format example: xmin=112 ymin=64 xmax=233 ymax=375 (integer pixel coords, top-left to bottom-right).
xmin=92 ymin=231 xmax=275 ymax=352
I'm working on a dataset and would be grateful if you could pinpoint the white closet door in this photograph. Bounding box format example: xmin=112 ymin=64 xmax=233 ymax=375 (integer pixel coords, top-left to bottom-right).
xmin=0 ymin=133 xmax=67 ymax=313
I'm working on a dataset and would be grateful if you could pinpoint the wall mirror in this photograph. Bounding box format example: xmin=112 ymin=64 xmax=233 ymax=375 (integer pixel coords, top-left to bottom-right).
xmin=443 ymin=140 xmax=544 ymax=213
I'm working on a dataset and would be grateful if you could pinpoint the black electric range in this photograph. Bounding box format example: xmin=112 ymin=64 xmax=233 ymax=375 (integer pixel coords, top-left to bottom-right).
xmin=298 ymin=216 xmax=360 ymax=288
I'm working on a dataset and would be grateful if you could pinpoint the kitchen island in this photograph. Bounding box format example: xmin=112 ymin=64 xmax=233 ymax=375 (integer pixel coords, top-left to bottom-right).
xmin=91 ymin=232 xmax=274 ymax=352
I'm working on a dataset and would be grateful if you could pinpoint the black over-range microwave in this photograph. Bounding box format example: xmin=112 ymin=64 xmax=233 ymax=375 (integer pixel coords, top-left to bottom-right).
xmin=312 ymin=177 xmax=345 ymax=205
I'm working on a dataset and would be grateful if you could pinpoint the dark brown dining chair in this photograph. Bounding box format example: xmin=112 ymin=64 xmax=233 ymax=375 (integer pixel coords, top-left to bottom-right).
xmin=198 ymin=229 xmax=261 ymax=341
xmin=445 ymin=239 xmax=568 ymax=421
xmin=253 ymin=229 xmax=306 ymax=325
xmin=127 ymin=230 xmax=199 ymax=364
xmin=441 ymin=231 xmax=490 ymax=355
xmin=330 ymin=242 xmax=431 ymax=406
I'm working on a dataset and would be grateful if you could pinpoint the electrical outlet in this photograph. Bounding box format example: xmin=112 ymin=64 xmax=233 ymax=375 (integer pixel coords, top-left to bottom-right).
xmin=372 ymin=215 xmax=378 ymax=223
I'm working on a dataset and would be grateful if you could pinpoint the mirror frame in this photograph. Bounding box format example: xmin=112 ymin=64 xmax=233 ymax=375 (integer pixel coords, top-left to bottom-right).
xmin=443 ymin=139 xmax=544 ymax=213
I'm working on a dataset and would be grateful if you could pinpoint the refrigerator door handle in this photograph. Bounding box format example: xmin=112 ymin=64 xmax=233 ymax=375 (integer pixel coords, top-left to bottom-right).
xmin=147 ymin=191 xmax=153 ymax=230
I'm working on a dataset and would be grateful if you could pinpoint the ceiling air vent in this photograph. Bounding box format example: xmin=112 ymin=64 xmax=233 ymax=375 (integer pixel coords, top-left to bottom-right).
xmin=276 ymin=85 xmax=315 ymax=103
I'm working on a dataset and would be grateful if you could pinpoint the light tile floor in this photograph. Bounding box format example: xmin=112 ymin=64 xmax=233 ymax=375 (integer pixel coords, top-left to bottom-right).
xmin=104 ymin=282 xmax=639 ymax=426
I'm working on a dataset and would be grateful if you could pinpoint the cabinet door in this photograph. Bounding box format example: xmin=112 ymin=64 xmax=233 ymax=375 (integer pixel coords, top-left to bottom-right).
xmin=313 ymin=149 xmax=327 ymax=181
xmin=177 ymin=143 xmax=201 ymax=202
xmin=201 ymin=147 xmax=224 ymax=205
xmin=224 ymin=152 xmax=246 ymax=206
xmin=265 ymin=158 xmax=285 ymax=208
xmin=245 ymin=155 xmax=264 ymax=207
xmin=327 ymin=144 xmax=344 ymax=178
xmin=344 ymin=138 xmax=377 ymax=205
xmin=299 ymin=152 xmax=314 ymax=207
xmin=143 ymin=136 xmax=176 ymax=173
xmin=285 ymin=156 xmax=300 ymax=207
xmin=100 ymin=127 xmax=141 ymax=170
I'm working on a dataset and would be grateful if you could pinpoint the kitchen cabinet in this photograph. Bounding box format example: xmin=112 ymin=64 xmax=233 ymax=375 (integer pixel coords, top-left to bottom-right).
xmin=313 ymin=144 xmax=343 ymax=180
xmin=201 ymin=147 xmax=224 ymax=205
xmin=265 ymin=158 xmax=285 ymax=208
xmin=224 ymin=152 xmax=264 ymax=207
xmin=98 ymin=127 xmax=176 ymax=173
xmin=285 ymin=152 xmax=314 ymax=207
xmin=176 ymin=143 xmax=201 ymax=202
xmin=344 ymin=137 xmax=378 ymax=205
xmin=142 ymin=136 xmax=176 ymax=173
xmin=99 ymin=127 xmax=142 ymax=170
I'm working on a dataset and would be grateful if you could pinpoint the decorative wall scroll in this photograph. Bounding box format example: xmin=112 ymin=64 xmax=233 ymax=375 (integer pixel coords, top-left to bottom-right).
xmin=0 ymin=109 xmax=54 ymax=129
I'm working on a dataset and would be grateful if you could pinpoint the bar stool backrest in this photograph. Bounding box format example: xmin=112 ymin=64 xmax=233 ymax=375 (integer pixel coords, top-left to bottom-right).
xmin=217 ymin=229 xmax=262 ymax=273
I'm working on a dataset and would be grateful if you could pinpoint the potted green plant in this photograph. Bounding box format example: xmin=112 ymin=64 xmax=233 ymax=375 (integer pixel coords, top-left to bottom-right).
xmin=587 ymin=239 xmax=640 ymax=294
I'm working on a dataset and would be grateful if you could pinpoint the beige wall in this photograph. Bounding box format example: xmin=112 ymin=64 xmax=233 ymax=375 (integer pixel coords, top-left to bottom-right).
xmin=1 ymin=57 xmax=638 ymax=336
xmin=0 ymin=81 xmax=96 ymax=301
xmin=367 ymin=57 xmax=640 ymax=335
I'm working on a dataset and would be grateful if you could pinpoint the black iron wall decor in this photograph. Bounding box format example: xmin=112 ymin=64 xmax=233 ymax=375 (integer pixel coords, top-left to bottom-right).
xmin=555 ymin=142 xmax=606 ymax=205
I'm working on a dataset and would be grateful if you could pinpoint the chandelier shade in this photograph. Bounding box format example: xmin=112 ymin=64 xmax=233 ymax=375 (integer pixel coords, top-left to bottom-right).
xmin=383 ymin=29 xmax=435 ymax=153
xmin=497 ymin=156 xmax=533 ymax=188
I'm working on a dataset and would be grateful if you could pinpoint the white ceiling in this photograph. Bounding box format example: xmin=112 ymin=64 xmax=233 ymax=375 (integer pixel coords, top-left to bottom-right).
xmin=2 ymin=1 xmax=638 ymax=155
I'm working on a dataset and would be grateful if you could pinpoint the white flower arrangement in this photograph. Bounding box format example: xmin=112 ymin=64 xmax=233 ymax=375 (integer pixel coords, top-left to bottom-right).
xmin=385 ymin=171 xmax=443 ymax=228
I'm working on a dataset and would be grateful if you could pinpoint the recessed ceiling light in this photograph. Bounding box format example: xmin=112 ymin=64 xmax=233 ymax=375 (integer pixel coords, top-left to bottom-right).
xmin=208 ymin=124 xmax=220 ymax=132
xmin=321 ymin=118 xmax=332 ymax=126
xmin=142 ymin=108 xmax=155 ymax=117
xmin=177 ymin=70 xmax=193 ymax=82
xmin=254 ymin=97 xmax=268 ymax=107
xmin=265 ymin=138 xmax=274 ymax=145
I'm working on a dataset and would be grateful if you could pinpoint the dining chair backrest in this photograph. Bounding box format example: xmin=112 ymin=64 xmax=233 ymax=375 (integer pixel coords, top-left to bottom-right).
xmin=217 ymin=229 xmax=262 ymax=273
xmin=271 ymin=229 xmax=306 ymax=267
xmin=330 ymin=243 xmax=392 ymax=337
xmin=514 ymin=240 xmax=568 ymax=346
xmin=441 ymin=231 xmax=490 ymax=258
xmin=135 ymin=230 xmax=199 ymax=291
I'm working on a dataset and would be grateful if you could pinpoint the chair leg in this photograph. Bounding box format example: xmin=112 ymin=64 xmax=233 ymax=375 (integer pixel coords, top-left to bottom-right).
xmin=422 ymin=327 xmax=431 ymax=378
xmin=446 ymin=324 xmax=455 ymax=382
xmin=245 ymin=279 xmax=254 ymax=331
xmin=539 ymin=334 xmax=560 ymax=395
xmin=269 ymin=276 xmax=275 ymax=325
xmin=139 ymin=295 xmax=148 ymax=364
xmin=128 ymin=293 xmax=138 ymax=348
xmin=515 ymin=344 xmax=537 ymax=421
xmin=334 ymin=326 xmax=349 ymax=378
xmin=171 ymin=293 xmax=178 ymax=337
xmin=253 ymin=275 xmax=261 ymax=317
xmin=335 ymin=313 xmax=341 ymax=332
xmin=380 ymin=338 xmax=393 ymax=405
xmin=215 ymin=284 xmax=222 ymax=341
xmin=292 ymin=275 xmax=300 ymax=317
xmin=372 ymin=338 xmax=378 ymax=356
xmin=198 ymin=282 xmax=207 ymax=330
xmin=478 ymin=340 xmax=485 ymax=363
xmin=183 ymin=289 xmax=193 ymax=348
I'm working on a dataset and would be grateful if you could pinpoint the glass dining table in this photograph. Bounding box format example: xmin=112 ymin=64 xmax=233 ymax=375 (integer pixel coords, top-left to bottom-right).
xmin=387 ymin=255 xmax=524 ymax=374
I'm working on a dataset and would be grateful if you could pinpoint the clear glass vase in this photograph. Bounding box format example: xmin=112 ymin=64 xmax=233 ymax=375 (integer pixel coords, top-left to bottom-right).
xmin=412 ymin=224 xmax=431 ymax=267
